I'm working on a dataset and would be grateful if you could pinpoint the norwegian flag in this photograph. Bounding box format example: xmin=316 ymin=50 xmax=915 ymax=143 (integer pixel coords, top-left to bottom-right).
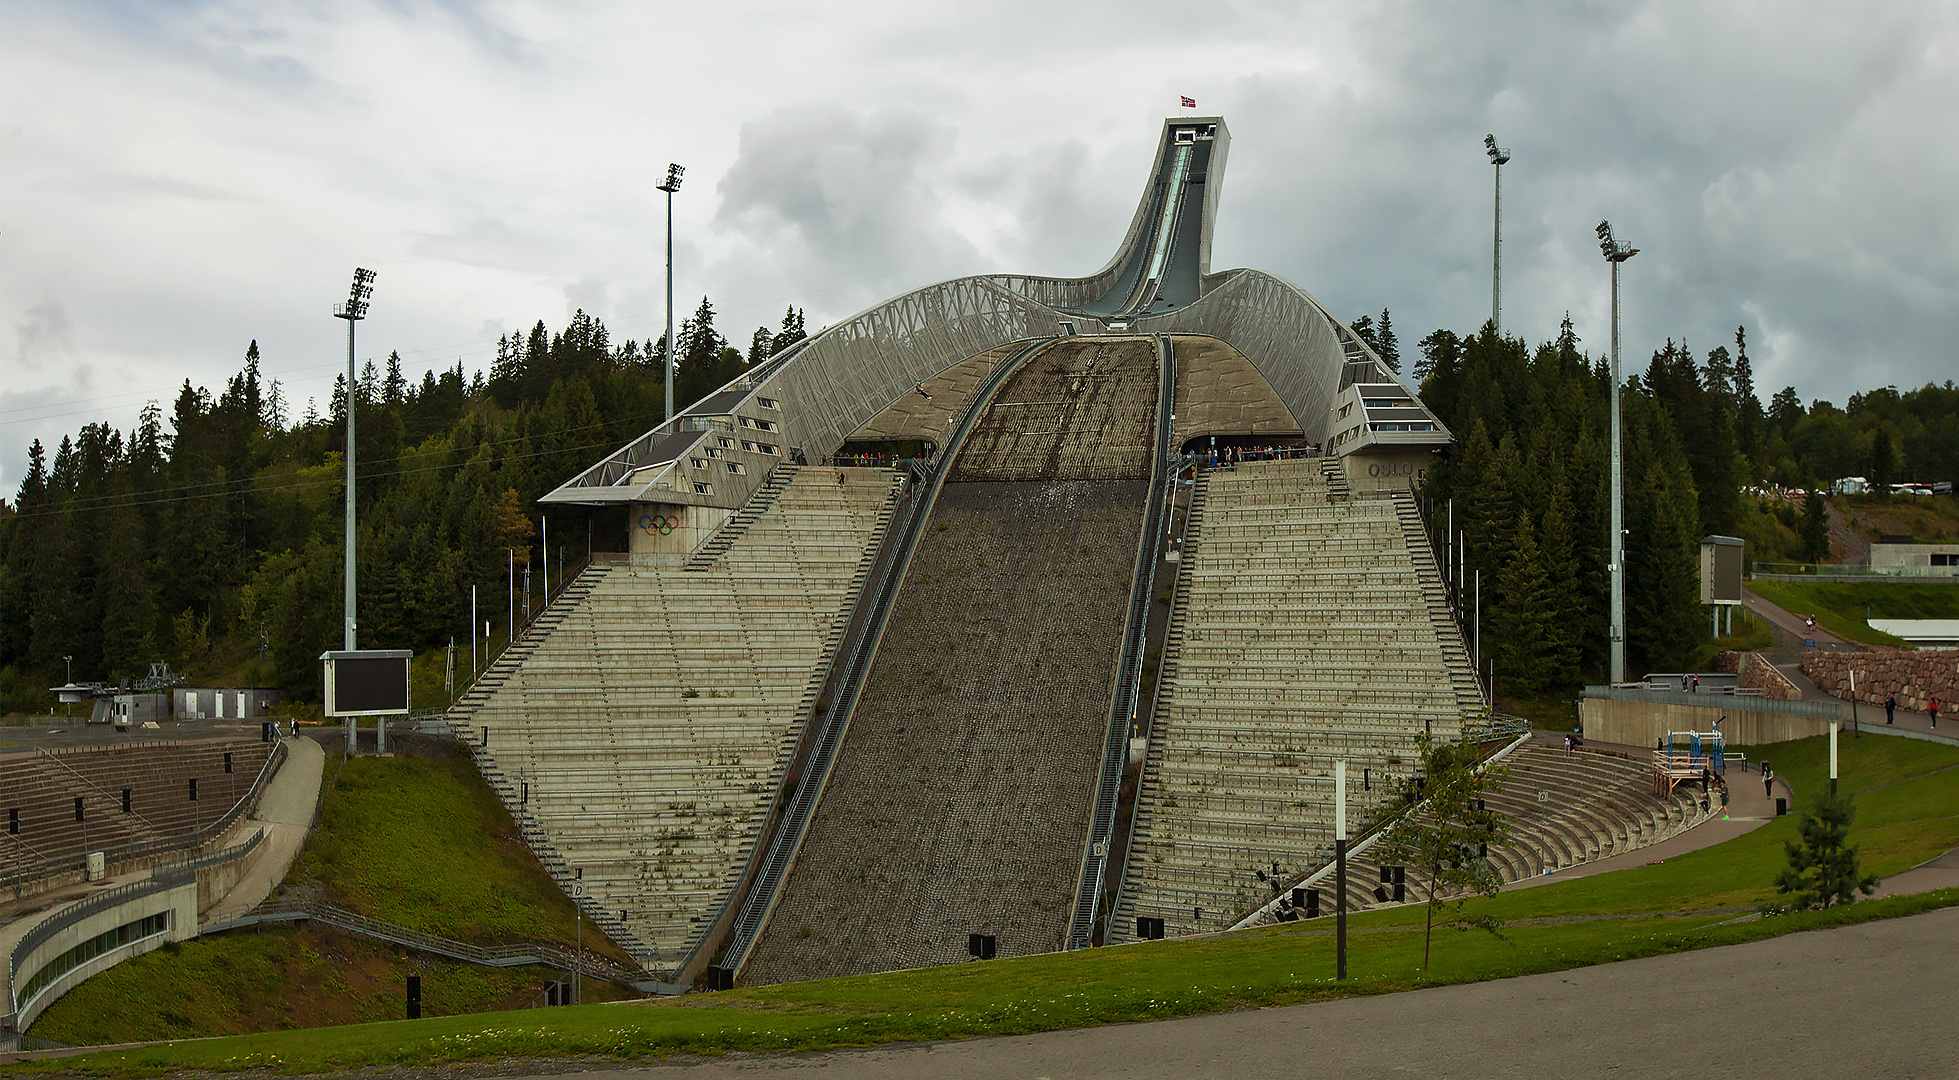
xmin=1180 ymin=95 xmax=1196 ymax=108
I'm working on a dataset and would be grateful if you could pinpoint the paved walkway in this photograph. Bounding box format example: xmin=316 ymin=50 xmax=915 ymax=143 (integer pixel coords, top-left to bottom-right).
xmin=201 ymin=734 xmax=324 ymax=924
xmin=585 ymin=905 xmax=1959 ymax=1078
xmin=1744 ymin=585 xmax=1955 ymax=744
xmin=1499 ymin=736 xmax=1788 ymax=892
xmin=0 ymin=733 xmax=325 ymax=1026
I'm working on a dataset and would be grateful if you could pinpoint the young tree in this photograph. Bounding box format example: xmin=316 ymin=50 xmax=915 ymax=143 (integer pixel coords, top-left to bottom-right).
xmin=1374 ymin=736 xmax=1509 ymax=970
xmin=1770 ymin=792 xmax=1878 ymax=911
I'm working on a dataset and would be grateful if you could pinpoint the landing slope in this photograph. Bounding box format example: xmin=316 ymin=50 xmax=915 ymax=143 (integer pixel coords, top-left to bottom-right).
xmin=742 ymin=338 xmax=1159 ymax=984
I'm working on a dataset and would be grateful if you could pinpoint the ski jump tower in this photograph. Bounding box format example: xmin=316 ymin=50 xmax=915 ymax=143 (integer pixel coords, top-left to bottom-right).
xmin=455 ymin=117 xmax=1464 ymax=986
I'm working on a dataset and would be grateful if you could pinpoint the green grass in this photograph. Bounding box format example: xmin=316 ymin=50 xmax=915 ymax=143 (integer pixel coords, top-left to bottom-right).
xmin=284 ymin=744 xmax=629 ymax=961
xmin=1746 ymin=579 xmax=1959 ymax=647
xmin=26 ymin=926 xmax=632 ymax=1046
xmin=23 ymin=730 xmax=1959 ymax=1077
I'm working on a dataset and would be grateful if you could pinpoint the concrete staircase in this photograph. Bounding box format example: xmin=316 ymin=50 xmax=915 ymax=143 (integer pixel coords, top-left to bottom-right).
xmin=1111 ymin=459 xmax=1474 ymax=942
xmin=443 ymin=466 xmax=901 ymax=976
xmin=1245 ymin=743 xmax=1720 ymax=924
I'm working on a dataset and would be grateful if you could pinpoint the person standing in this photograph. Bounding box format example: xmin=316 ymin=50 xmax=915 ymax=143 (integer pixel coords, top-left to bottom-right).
xmin=1886 ymin=693 xmax=1897 ymax=725
xmin=1931 ymin=698 xmax=1942 ymax=728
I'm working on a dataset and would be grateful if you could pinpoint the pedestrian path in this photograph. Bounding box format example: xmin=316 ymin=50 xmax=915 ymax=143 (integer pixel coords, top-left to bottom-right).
xmin=1497 ymin=734 xmax=1786 ymax=892
xmin=199 ymin=734 xmax=325 ymax=925
xmin=1743 ymin=585 xmax=1955 ymax=745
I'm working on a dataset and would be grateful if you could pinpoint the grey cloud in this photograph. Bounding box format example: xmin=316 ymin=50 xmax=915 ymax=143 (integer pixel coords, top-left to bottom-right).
xmin=43 ymin=172 xmax=244 ymax=201
xmin=565 ymin=278 xmax=609 ymax=322
xmin=710 ymin=105 xmax=971 ymax=318
xmin=14 ymin=301 xmax=75 ymax=372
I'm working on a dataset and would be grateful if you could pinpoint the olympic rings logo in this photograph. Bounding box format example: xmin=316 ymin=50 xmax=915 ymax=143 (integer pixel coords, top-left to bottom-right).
xmin=639 ymin=514 xmax=679 ymax=536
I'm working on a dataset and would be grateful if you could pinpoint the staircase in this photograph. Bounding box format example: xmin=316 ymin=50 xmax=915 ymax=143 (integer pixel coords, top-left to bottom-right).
xmin=1391 ymin=492 xmax=1485 ymax=716
xmin=684 ymin=466 xmax=798 ymax=571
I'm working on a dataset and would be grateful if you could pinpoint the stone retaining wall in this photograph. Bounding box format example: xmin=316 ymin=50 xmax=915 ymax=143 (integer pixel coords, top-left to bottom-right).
xmin=1799 ymin=648 xmax=1959 ymax=712
xmin=1713 ymin=651 xmax=1803 ymax=701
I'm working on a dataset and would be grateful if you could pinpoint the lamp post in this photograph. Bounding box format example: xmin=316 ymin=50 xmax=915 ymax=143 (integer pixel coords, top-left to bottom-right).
xmin=333 ymin=268 xmax=376 ymax=652
xmin=1484 ymin=135 xmax=1511 ymax=334
xmin=1334 ymin=760 xmax=1348 ymax=980
xmin=1596 ymin=223 xmax=1638 ymax=684
xmin=657 ymin=163 xmax=685 ymax=423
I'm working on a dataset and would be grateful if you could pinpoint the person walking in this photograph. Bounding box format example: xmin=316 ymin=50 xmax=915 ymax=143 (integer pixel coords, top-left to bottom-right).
xmin=1931 ymin=697 xmax=1942 ymax=728
xmin=1563 ymin=734 xmax=1573 ymax=755
xmin=1886 ymin=693 xmax=1897 ymax=725
xmin=1763 ymin=765 xmax=1775 ymax=800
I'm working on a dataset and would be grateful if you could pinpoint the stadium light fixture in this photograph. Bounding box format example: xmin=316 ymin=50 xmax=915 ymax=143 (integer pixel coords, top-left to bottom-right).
xmin=333 ymin=267 xmax=377 ymax=652
xmin=1596 ymin=223 xmax=1636 ymax=684
xmin=1484 ymin=135 xmax=1511 ymax=333
xmin=658 ymin=163 xmax=685 ymax=423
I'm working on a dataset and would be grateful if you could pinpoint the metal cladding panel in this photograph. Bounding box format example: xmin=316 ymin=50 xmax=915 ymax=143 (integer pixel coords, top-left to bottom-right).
xmin=1138 ymin=269 xmax=1347 ymax=444
xmin=750 ymin=275 xmax=1068 ymax=460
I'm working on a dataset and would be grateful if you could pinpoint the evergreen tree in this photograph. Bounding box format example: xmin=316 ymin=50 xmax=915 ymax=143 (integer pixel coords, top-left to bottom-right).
xmin=1870 ymin=428 xmax=1897 ymax=498
xmin=1350 ymin=314 xmax=1377 ymax=354
xmin=770 ymin=306 xmax=808 ymax=355
xmin=1626 ymin=462 xmax=1703 ymax=674
xmin=1376 ymin=308 xmax=1400 ymax=373
xmin=1771 ymin=793 xmax=1878 ymax=911
xmin=1491 ymin=511 xmax=1557 ymax=694
xmin=1415 ymin=329 xmax=1461 ymax=388
xmin=383 ymin=351 xmax=408 ymax=406
xmin=1800 ymin=490 xmax=1830 ymax=563
xmin=1537 ymin=482 xmax=1584 ymax=689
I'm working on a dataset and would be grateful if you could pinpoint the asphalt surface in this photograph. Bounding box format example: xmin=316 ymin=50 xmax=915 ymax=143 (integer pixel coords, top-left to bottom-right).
xmin=587 ymin=905 xmax=1959 ymax=1078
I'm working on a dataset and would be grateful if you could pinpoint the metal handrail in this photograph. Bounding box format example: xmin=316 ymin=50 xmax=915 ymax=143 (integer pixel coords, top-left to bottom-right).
xmin=203 ymin=896 xmax=644 ymax=986
xmin=1065 ymin=332 xmax=1177 ymax=950
xmin=33 ymin=748 xmax=163 ymax=837
xmin=0 ymin=735 xmax=287 ymax=895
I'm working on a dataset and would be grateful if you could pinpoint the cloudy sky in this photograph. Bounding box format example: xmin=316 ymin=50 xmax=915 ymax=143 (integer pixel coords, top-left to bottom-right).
xmin=6 ymin=0 xmax=1957 ymax=494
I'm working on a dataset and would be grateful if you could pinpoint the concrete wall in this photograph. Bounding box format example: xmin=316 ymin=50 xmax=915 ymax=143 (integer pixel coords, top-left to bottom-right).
xmin=1872 ymin=542 xmax=1959 ymax=569
xmin=627 ymin=501 xmax=732 ymax=564
xmin=11 ymin=880 xmax=197 ymax=1034
xmin=1581 ymin=696 xmax=1836 ymax=747
xmin=1169 ymin=335 xmax=1302 ymax=447
xmin=1342 ymin=447 xmax=1437 ymax=495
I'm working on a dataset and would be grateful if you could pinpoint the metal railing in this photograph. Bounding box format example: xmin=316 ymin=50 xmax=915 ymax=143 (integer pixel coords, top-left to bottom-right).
xmin=1065 ymin=333 xmax=1177 ymax=951
xmin=203 ymin=897 xmax=643 ymax=986
xmin=7 ymin=866 xmax=196 ymax=1032
xmin=0 ymin=735 xmax=287 ymax=895
xmin=711 ymin=337 xmax=1059 ymax=981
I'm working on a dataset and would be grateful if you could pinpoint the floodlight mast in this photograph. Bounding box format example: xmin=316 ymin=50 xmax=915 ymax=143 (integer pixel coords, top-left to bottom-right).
xmin=658 ymin=163 xmax=685 ymax=423
xmin=333 ymin=268 xmax=376 ymax=651
xmin=1596 ymin=223 xmax=1637 ymax=683
xmin=1485 ymin=135 xmax=1511 ymax=334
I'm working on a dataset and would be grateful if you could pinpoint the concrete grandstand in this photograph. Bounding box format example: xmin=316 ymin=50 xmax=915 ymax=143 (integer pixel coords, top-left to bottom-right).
xmin=469 ymin=116 xmax=1482 ymax=987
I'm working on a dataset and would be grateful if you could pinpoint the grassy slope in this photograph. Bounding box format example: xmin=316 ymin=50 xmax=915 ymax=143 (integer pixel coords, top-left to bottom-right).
xmin=26 ymin=927 xmax=633 ymax=1046
xmin=284 ymin=739 xmax=631 ymax=962
xmin=28 ymin=737 xmax=636 ymax=1046
xmin=29 ymin=731 xmax=1959 ymax=1076
xmin=1748 ymin=579 xmax=1959 ymax=647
